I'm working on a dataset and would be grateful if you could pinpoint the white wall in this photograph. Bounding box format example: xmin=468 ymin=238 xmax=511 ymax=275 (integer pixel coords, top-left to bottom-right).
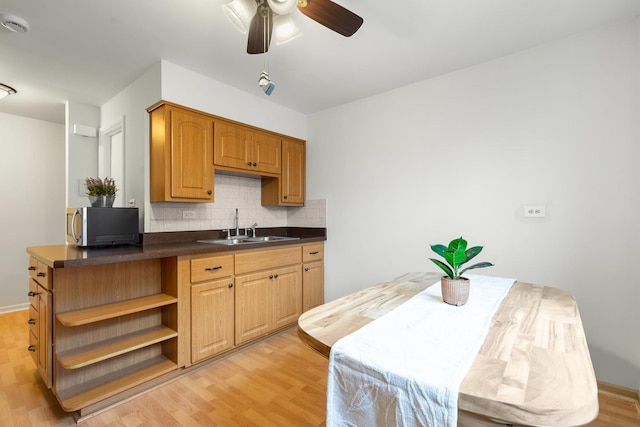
xmin=66 ymin=101 xmax=99 ymax=208
xmin=101 ymin=62 xmax=162 ymax=228
xmin=0 ymin=113 xmax=64 ymax=311
xmin=307 ymin=19 xmax=640 ymax=388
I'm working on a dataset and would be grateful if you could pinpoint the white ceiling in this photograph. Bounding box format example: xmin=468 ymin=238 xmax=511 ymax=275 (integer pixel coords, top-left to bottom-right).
xmin=1 ymin=0 xmax=639 ymax=124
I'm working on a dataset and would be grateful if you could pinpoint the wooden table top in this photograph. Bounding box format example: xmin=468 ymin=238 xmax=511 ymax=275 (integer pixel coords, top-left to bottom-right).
xmin=297 ymin=272 xmax=599 ymax=426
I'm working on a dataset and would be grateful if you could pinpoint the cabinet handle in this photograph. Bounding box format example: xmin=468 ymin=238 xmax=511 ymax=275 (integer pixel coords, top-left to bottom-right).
xmin=205 ymin=266 xmax=223 ymax=271
xmin=207 ymin=190 xmax=212 ymax=195
xmin=228 ymin=283 xmax=233 ymax=288
xmin=37 ymin=272 xmax=46 ymax=277
xmin=28 ymin=291 xmax=39 ymax=297
xmin=247 ymin=161 xmax=252 ymax=166
xmin=28 ymin=318 xmax=36 ymax=325
xmin=28 ymin=266 xmax=36 ymax=271
xmin=274 ymin=273 xmax=279 ymax=279
xmin=309 ymin=251 xmax=319 ymax=255
xmin=304 ymin=267 xmax=309 ymax=272
xmin=283 ymin=195 xmax=288 ymax=200
xmin=269 ymin=274 xmax=274 ymax=279
xmin=252 ymin=162 xmax=257 ymax=167
xmin=28 ymin=345 xmax=36 ymax=352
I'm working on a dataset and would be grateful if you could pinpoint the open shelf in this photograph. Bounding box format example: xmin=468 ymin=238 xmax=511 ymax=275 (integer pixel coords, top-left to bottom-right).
xmin=55 ymin=355 xmax=177 ymax=412
xmin=56 ymin=294 xmax=178 ymax=327
xmin=57 ymin=325 xmax=178 ymax=369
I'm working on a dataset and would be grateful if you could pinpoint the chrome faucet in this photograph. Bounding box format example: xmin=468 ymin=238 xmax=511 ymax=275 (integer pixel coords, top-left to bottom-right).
xmin=234 ymin=208 xmax=240 ymax=237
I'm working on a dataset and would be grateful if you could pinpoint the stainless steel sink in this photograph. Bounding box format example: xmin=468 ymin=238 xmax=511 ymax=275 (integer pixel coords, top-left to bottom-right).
xmin=247 ymin=236 xmax=299 ymax=242
xmin=197 ymin=236 xmax=299 ymax=245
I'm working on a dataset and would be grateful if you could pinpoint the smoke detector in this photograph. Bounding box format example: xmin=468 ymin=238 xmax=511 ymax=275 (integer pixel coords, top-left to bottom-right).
xmin=0 ymin=13 xmax=30 ymax=33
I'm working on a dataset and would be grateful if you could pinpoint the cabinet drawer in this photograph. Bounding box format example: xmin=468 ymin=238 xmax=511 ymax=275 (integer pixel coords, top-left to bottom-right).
xmin=303 ymin=244 xmax=324 ymax=262
xmin=28 ymin=278 xmax=39 ymax=309
xmin=28 ymin=304 xmax=38 ymax=336
xmin=35 ymin=261 xmax=52 ymax=290
xmin=191 ymin=255 xmax=234 ymax=283
xmin=28 ymin=330 xmax=38 ymax=365
xmin=235 ymin=246 xmax=302 ymax=275
xmin=28 ymin=256 xmax=38 ymax=278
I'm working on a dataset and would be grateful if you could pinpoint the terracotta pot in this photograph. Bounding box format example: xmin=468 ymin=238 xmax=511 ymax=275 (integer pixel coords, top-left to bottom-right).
xmin=441 ymin=276 xmax=470 ymax=306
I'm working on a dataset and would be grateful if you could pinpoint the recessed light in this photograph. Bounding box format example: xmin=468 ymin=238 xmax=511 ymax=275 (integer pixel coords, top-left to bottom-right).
xmin=0 ymin=12 xmax=30 ymax=33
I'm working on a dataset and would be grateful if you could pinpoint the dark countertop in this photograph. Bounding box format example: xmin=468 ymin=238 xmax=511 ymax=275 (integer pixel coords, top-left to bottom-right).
xmin=27 ymin=227 xmax=326 ymax=268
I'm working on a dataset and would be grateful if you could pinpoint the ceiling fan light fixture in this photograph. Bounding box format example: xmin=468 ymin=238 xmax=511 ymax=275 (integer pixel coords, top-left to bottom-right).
xmin=258 ymin=71 xmax=275 ymax=96
xmin=274 ymin=14 xmax=301 ymax=45
xmin=267 ymin=0 xmax=298 ymax=15
xmin=0 ymin=82 xmax=17 ymax=99
xmin=222 ymin=0 xmax=257 ymax=34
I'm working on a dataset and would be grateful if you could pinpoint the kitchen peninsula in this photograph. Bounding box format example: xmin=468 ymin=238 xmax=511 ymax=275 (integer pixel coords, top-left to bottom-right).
xmin=26 ymin=228 xmax=325 ymax=419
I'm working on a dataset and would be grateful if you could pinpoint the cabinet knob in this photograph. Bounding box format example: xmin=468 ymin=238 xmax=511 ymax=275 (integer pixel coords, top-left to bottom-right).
xmin=28 ymin=291 xmax=39 ymax=297
xmin=304 ymin=267 xmax=309 ymax=272
xmin=207 ymin=190 xmax=212 ymax=195
xmin=28 ymin=266 xmax=36 ymax=271
xmin=28 ymin=318 xmax=36 ymax=325
xmin=228 ymin=283 xmax=233 ymax=288
xmin=37 ymin=272 xmax=46 ymax=277
xmin=27 ymin=345 xmax=36 ymax=352
xmin=274 ymin=273 xmax=279 ymax=279
xmin=247 ymin=162 xmax=252 ymax=166
xmin=269 ymin=274 xmax=274 ymax=279
xmin=283 ymin=195 xmax=288 ymax=200
xmin=253 ymin=162 xmax=257 ymax=166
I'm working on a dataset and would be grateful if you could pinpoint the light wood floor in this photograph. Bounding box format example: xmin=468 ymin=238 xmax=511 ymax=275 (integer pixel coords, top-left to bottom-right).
xmin=1 ymin=309 xmax=638 ymax=426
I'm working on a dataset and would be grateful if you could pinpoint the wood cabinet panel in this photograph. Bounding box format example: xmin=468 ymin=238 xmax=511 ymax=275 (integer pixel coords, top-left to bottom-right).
xmin=273 ymin=265 xmax=302 ymax=329
xmin=214 ymin=122 xmax=281 ymax=174
xmin=261 ymin=138 xmax=305 ymax=206
xmin=235 ymin=246 xmax=301 ymax=275
xmin=149 ymin=103 xmax=214 ymax=202
xmin=190 ymin=255 xmax=234 ymax=283
xmin=303 ymin=261 xmax=324 ymax=312
xmin=191 ymin=279 xmax=235 ymax=363
xmin=235 ymin=271 xmax=272 ymax=344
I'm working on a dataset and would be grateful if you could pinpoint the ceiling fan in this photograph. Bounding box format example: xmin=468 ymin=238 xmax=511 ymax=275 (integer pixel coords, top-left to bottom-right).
xmin=223 ymin=0 xmax=364 ymax=54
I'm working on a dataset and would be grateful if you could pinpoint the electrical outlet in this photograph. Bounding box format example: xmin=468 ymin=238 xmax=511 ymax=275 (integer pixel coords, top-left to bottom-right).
xmin=524 ymin=205 xmax=546 ymax=218
xmin=182 ymin=210 xmax=196 ymax=219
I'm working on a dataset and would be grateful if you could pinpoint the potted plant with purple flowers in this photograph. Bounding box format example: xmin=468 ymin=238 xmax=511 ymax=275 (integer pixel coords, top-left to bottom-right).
xmin=429 ymin=237 xmax=494 ymax=306
xmin=86 ymin=177 xmax=117 ymax=207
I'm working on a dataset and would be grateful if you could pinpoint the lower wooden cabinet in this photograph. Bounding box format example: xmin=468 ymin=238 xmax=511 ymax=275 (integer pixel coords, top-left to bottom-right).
xmin=302 ymin=244 xmax=325 ymax=312
xmin=27 ymin=257 xmax=52 ymax=388
xmin=191 ymin=278 xmax=235 ymax=363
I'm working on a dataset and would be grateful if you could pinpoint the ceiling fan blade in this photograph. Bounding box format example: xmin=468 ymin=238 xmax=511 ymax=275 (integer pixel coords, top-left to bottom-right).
xmin=298 ymin=0 xmax=363 ymax=37
xmin=247 ymin=5 xmax=273 ymax=54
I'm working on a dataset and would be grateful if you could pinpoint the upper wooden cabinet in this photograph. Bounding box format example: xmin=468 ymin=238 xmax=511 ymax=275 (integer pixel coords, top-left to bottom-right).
xmin=214 ymin=121 xmax=281 ymax=175
xmin=148 ymin=102 xmax=215 ymax=202
xmin=262 ymin=138 xmax=305 ymax=206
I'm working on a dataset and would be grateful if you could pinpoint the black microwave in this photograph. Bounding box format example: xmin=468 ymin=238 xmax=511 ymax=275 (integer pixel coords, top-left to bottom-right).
xmin=66 ymin=207 xmax=139 ymax=247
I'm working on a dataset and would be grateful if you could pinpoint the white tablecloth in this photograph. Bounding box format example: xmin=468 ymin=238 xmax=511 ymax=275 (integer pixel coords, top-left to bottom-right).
xmin=326 ymin=274 xmax=515 ymax=427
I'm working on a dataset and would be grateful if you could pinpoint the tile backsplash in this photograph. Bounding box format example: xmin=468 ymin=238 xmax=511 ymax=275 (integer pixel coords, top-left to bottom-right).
xmin=148 ymin=174 xmax=326 ymax=232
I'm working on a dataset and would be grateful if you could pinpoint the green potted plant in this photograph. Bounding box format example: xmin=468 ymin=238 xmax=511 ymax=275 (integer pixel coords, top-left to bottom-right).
xmin=429 ymin=237 xmax=494 ymax=306
xmin=86 ymin=177 xmax=118 ymax=207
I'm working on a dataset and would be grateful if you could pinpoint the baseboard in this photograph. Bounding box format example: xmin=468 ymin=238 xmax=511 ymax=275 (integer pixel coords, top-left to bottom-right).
xmin=598 ymin=380 xmax=640 ymax=403
xmin=0 ymin=303 xmax=29 ymax=314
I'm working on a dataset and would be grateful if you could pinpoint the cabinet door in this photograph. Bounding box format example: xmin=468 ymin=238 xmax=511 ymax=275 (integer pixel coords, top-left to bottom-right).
xmin=281 ymin=139 xmax=305 ymax=205
xmin=303 ymin=261 xmax=324 ymax=312
xmin=37 ymin=286 xmax=52 ymax=388
xmin=235 ymin=271 xmax=272 ymax=345
xmin=214 ymin=121 xmax=253 ymax=170
xmin=191 ymin=279 xmax=235 ymax=363
xmin=170 ymin=108 xmax=214 ymax=200
xmin=253 ymin=132 xmax=281 ymax=174
xmin=272 ymin=265 xmax=302 ymax=330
